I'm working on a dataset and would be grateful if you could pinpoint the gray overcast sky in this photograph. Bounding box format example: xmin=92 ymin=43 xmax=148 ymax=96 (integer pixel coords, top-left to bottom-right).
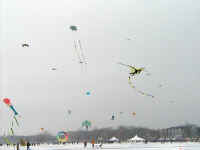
xmin=1 ymin=0 xmax=200 ymax=135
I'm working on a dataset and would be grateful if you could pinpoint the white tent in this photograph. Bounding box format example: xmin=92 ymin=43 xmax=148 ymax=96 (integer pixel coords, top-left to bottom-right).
xmin=109 ymin=137 xmax=119 ymax=142
xmin=128 ymin=135 xmax=145 ymax=142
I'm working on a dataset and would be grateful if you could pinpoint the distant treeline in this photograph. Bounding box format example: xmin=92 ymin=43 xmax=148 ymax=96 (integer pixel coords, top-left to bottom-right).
xmin=1 ymin=124 xmax=200 ymax=144
xmin=68 ymin=126 xmax=159 ymax=142
xmin=68 ymin=124 xmax=200 ymax=142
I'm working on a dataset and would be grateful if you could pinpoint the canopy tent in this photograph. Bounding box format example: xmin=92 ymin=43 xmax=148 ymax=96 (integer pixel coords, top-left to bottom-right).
xmin=128 ymin=135 xmax=145 ymax=142
xmin=109 ymin=137 xmax=119 ymax=142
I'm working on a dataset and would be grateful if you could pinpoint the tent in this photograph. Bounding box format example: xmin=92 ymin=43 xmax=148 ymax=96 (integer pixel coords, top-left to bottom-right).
xmin=128 ymin=135 xmax=145 ymax=142
xmin=108 ymin=137 xmax=119 ymax=143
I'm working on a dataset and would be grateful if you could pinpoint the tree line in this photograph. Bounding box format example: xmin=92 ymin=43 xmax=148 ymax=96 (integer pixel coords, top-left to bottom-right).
xmin=1 ymin=124 xmax=200 ymax=144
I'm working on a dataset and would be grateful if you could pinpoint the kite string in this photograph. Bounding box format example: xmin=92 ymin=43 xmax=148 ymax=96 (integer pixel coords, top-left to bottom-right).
xmin=128 ymin=77 xmax=154 ymax=98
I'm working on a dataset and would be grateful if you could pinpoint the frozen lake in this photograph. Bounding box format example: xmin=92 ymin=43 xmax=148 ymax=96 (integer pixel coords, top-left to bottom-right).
xmin=1 ymin=143 xmax=200 ymax=150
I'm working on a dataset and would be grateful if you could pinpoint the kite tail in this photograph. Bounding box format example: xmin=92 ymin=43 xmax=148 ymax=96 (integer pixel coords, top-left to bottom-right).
xmin=74 ymin=40 xmax=82 ymax=63
xmin=11 ymin=120 xmax=14 ymax=127
xmin=3 ymin=136 xmax=12 ymax=145
xmin=128 ymin=77 xmax=135 ymax=88
xmin=10 ymin=128 xmax=14 ymax=136
xmin=135 ymin=88 xmax=154 ymax=98
xmin=13 ymin=116 xmax=20 ymax=127
xmin=143 ymin=68 xmax=151 ymax=76
xmin=128 ymin=77 xmax=154 ymax=98
xmin=118 ymin=62 xmax=129 ymax=67
xmin=10 ymin=105 xmax=18 ymax=115
xmin=78 ymin=40 xmax=87 ymax=64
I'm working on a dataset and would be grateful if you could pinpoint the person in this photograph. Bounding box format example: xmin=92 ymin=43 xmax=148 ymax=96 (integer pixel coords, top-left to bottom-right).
xmin=99 ymin=143 xmax=103 ymax=148
xmin=91 ymin=138 xmax=95 ymax=148
xmin=17 ymin=143 xmax=20 ymax=150
xmin=144 ymin=139 xmax=148 ymax=144
xmin=27 ymin=141 xmax=31 ymax=150
xmin=84 ymin=141 xmax=87 ymax=148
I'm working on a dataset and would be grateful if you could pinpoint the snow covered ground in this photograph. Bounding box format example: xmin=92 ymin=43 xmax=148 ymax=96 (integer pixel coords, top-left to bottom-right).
xmin=1 ymin=142 xmax=200 ymax=150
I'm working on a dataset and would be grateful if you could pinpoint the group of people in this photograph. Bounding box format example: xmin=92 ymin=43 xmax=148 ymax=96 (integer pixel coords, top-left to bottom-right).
xmin=16 ymin=141 xmax=31 ymax=150
xmin=84 ymin=138 xmax=103 ymax=149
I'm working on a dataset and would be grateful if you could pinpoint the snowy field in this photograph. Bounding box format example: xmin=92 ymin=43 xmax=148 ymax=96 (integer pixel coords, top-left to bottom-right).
xmin=1 ymin=143 xmax=200 ymax=150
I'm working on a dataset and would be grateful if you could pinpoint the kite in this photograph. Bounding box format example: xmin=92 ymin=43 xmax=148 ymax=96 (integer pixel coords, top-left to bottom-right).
xmin=118 ymin=62 xmax=145 ymax=77
xmin=132 ymin=112 xmax=136 ymax=116
xmin=82 ymin=120 xmax=91 ymax=130
xmin=70 ymin=25 xmax=78 ymax=31
xmin=3 ymin=98 xmax=20 ymax=138
xmin=69 ymin=25 xmax=89 ymax=95
xmin=70 ymin=25 xmax=87 ymax=65
xmin=119 ymin=63 xmax=154 ymax=98
xmin=3 ymin=98 xmax=18 ymax=116
xmin=22 ymin=43 xmax=29 ymax=47
xmin=57 ymin=131 xmax=69 ymax=143
xmin=86 ymin=91 xmax=91 ymax=95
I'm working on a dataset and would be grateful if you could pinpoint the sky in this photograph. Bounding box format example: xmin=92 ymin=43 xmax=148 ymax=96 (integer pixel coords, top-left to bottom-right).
xmin=0 ymin=0 xmax=200 ymax=135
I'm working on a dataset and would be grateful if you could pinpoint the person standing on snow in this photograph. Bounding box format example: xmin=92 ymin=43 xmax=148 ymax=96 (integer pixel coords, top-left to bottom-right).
xmin=27 ymin=141 xmax=31 ymax=150
xmin=91 ymin=138 xmax=95 ymax=148
xmin=84 ymin=141 xmax=87 ymax=148
xmin=17 ymin=143 xmax=20 ymax=150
